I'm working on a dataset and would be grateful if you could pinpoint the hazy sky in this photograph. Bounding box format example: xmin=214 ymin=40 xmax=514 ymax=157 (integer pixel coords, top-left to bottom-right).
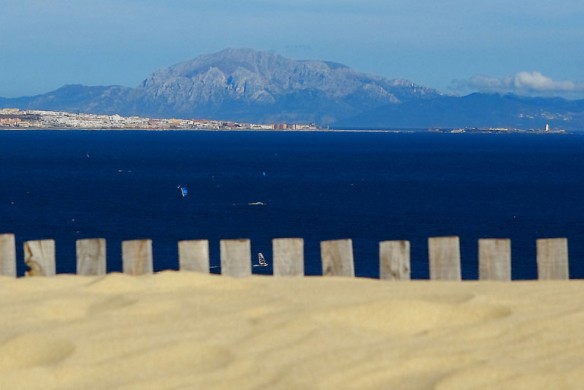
xmin=1 ymin=0 xmax=583 ymax=98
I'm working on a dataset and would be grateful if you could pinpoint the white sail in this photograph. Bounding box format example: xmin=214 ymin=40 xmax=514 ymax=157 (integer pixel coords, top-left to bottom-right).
xmin=178 ymin=184 xmax=187 ymax=197
xmin=258 ymin=252 xmax=268 ymax=267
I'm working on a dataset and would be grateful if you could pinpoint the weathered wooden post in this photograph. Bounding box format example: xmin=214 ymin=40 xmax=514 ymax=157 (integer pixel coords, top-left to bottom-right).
xmin=379 ymin=240 xmax=410 ymax=280
xmin=220 ymin=239 xmax=251 ymax=277
xmin=0 ymin=233 xmax=16 ymax=277
xmin=24 ymin=239 xmax=56 ymax=276
xmin=76 ymin=238 xmax=106 ymax=275
xmin=537 ymin=238 xmax=569 ymax=280
xmin=321 ymin=239 xmax=354 ymax=277
xmin=122 ymin=239 xmax=153 ymax=275
xmin=273 ymin=238 xmax=304 ymax=276
xmin=428 ymin=236 xmax=461 ymax=280
xmin=479 ymin=239 xmax=511 ymax=281
xmin=178 ymin=239 xmax=209 ymax=273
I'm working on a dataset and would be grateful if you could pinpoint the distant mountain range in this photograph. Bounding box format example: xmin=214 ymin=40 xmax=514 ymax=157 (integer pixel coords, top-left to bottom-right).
xmin=1 ymin=48 xmax=583 ymax=130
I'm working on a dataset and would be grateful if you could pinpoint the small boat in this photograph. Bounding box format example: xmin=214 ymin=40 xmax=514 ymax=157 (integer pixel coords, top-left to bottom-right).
xmin=248 ymin=201 xmax=265 ymax=206
xmin=258 ymin=253 xmax=268 ymax=267
xmin=178 ymin=184 xmax=187 ymax=197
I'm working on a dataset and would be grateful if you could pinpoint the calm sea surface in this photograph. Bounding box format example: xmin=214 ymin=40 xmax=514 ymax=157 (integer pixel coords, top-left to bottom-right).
xmin=1 ymin=130 xmax=584 ymax=279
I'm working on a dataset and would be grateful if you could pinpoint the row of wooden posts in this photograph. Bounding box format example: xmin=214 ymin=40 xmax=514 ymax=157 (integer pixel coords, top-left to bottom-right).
xmin=0 ymin=233 xmax=572 ymax=280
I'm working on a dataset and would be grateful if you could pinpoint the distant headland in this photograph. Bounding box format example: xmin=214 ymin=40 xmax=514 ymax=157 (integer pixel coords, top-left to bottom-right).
xmin=0 ymin=108 xmax=567 ymax=134
xmin=0 ymin=108 xmax=318 ymax=131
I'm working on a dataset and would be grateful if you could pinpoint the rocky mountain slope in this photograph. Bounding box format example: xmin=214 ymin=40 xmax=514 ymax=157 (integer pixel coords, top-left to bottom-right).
xmin=1 ymin=48 xmax=583 ymax=130
xmin=0 ymin=48 xmax=438 ymax=126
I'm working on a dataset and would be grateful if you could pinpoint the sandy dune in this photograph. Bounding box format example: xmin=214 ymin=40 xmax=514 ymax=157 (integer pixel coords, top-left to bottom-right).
xmin=1 ymin=272 xmax=583 ymax=389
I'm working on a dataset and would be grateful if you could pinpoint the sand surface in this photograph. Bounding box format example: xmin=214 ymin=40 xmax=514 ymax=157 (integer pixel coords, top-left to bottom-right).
xmin=1 ymin=272 xmax=583 ymax=389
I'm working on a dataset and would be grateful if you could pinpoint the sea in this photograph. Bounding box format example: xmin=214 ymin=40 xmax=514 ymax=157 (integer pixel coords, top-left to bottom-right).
xmin=1 ymin=130 xmax=584 ymax=279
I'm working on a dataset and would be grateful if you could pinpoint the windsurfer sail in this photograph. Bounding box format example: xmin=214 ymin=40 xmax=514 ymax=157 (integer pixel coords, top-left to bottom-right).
xmin=178 ymin=184 xmax=187 ymax=197
xmin=258 ymin=252 xmax=268 ymax=267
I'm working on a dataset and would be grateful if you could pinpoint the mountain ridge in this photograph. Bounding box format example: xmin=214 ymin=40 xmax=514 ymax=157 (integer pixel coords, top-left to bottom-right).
xmin=342 ymin=93 xmax=584 ymax=130
xmin=1 ymin=48 xmax=583 ymax=130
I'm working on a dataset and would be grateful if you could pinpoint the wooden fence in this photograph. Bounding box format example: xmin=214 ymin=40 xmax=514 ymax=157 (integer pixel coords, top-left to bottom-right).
xmin=0 ymin=233 xmax=572 ymax=280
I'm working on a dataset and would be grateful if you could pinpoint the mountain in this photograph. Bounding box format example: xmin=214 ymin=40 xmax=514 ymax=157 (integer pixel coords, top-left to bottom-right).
xmin=133 ymin=48 xmax=439 ymax=124
xmin=0 ymin=84 xmax=133 ymax=115
xmin=0 ymin=48 xmax=438 ymax=126
xmin=1 ymin=48 xmax=583 ymax=130
xmin=343 ymin=93 xmax=584 ymax=130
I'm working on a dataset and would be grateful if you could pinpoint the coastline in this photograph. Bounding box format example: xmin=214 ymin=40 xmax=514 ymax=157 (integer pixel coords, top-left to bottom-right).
xmin=0 ymin=127 xmax=570 ymax=134
xmin=0 ymin=108 xmax=319 ymax=132
xmin=0 ymin=108 xmax=569 ymax=134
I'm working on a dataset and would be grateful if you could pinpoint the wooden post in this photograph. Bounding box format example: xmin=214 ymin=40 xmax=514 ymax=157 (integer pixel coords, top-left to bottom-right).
xmin=479 ymin=239 xmax=511 ymax=281
xmin=220 ymin=239 xmax=251 ymax=278
xmin=273 ymin=238 xmax=304 ymax=277
xmin=122 ymin=239 xmax=153 ymax=275
xmin=76 ymin=238 xmax=106 ymax=275
xmin=178 ymin=240 xmax=209 ymax=273
xmin=537 ymin=238 xmax=569 ymax=280
xmin=0 ymin=234 xmax=16 ymax=277
xmin=24 ymin=239 xmax=56 ymax=276
xmin=428 ymin=236 xmax=461 ymax=280
xmin=379 ymin=240 xmax=410 ymax=280
xmin=321 ymin=239 xmax=354 ymax=277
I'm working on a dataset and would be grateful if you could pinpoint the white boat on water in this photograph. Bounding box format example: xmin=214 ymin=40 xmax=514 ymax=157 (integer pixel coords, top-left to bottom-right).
xmin=254 ymin=252 xmax=268 ymax=267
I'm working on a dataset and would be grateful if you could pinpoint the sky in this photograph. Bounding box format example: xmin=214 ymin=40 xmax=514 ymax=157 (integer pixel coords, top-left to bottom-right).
xmin=1 ymin=0 xmax=583 ymax=98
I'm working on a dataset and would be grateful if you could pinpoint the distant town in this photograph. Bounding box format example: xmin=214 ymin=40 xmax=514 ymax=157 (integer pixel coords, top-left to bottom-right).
xmin=0 ymin=108 xmax=318 ymax=131
xmin=0 ymin=108 xmax=567 ymax=133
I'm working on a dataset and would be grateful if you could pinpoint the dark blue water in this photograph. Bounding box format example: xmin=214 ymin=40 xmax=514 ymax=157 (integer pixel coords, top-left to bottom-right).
xmin=1 ymin=130 xmax=584 ymax=279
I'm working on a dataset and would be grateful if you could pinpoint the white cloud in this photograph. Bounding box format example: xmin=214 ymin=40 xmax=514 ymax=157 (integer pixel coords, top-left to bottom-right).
xmin=513 ymin=71 xmax=578 ymax=92
xmin=451 ymin=71 xmax=584 ymax=97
